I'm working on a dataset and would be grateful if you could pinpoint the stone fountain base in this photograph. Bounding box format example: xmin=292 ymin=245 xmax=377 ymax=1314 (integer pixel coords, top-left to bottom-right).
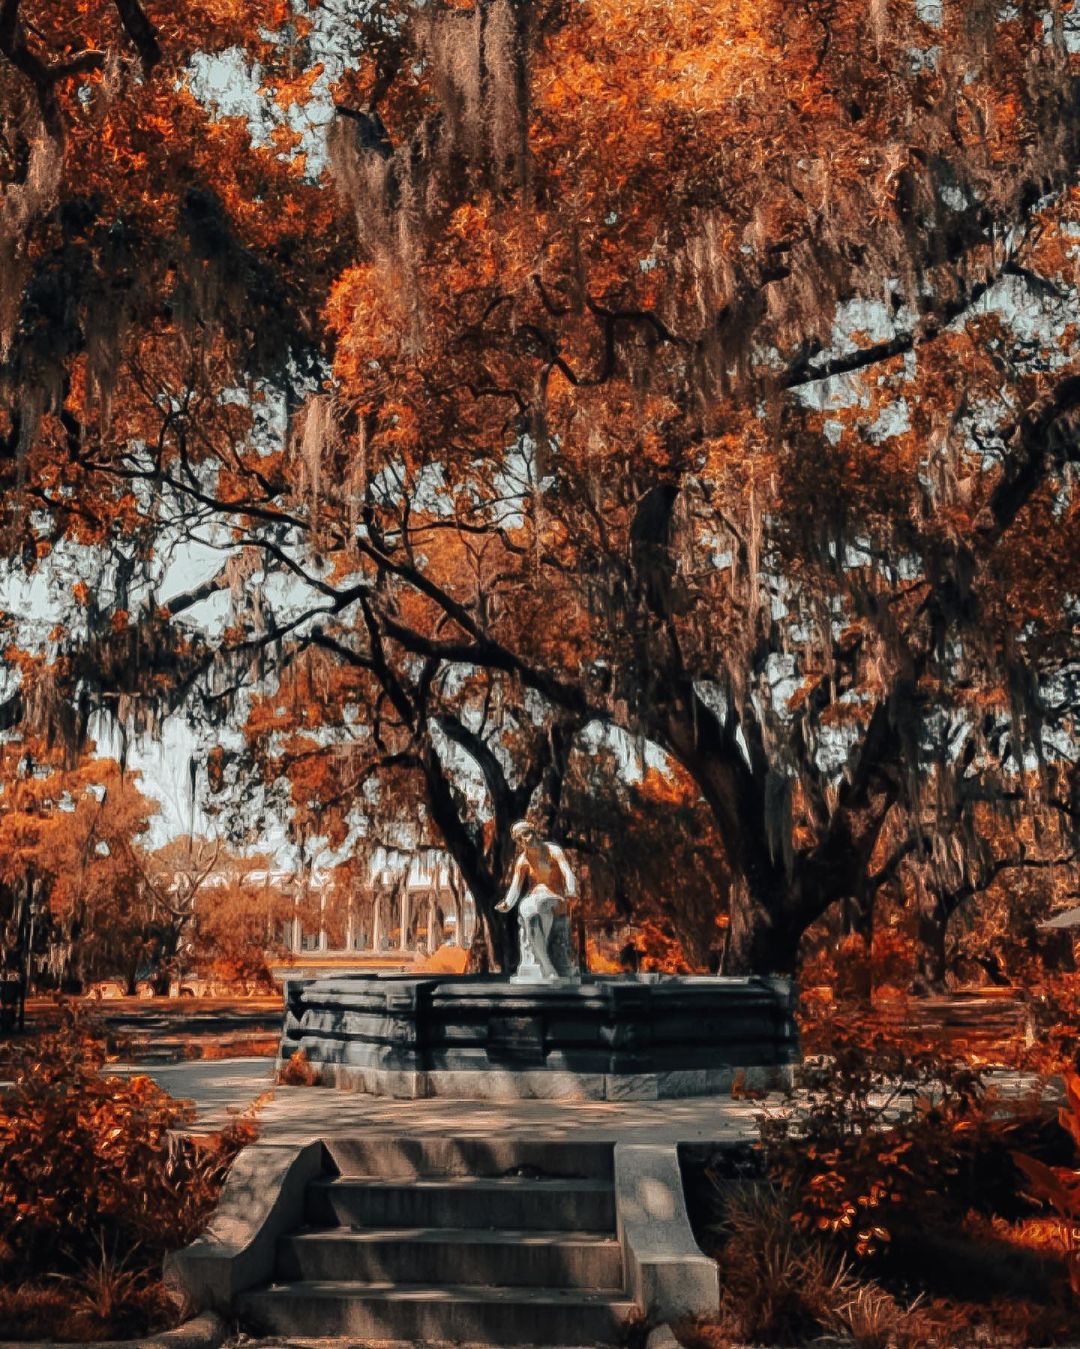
xmin=279 ymin=973 xmax=798 ymax=1101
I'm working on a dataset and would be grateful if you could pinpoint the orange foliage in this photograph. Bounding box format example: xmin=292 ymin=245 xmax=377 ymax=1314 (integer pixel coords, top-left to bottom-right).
xmin=184 ymin=852 xmax=292 ymax=991
xmin=0 ymin=0 xmax=1078 ymax=997
xmin=568 ymin=756 xmax=728 ymax=972
xmin=1013 ymin=1071 xmax=1080 ymax=1296
xmin=0 ymin=737 xmax=161 ymax=988
xmin=0 ymin=1006 xmax=255 ymax=1338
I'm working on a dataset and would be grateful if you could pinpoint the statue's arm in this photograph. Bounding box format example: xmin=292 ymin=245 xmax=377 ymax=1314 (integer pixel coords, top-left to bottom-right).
xmin=496 ymin=855 xmax=528 ymax=912
xmin=549 ymin=844 xmax=577 ymax=898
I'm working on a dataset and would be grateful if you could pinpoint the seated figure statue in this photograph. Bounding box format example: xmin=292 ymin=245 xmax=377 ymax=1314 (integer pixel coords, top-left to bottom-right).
xmin=495 ymin=821 xmax=578 ymax=982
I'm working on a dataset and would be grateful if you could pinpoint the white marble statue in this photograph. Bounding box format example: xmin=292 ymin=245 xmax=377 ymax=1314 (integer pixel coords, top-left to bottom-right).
xmin=495 ymin=821 xmax=578 ymax=982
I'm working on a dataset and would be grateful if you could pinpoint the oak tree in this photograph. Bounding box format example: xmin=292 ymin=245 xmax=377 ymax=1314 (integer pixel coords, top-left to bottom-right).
xmin=3 ymin=0 xmax=1079 ymax=974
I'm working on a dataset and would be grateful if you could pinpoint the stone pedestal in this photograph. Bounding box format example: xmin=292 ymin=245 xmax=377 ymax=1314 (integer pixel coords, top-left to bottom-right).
xmin=509 ymin=912 xmax=575 ymax=982
xmin=279 ymin=972 xmax=798 ymax=1100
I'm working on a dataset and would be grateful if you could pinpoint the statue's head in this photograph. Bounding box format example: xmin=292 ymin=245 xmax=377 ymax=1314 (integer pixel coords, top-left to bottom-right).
xmin=511 ymin=820 xmax=538 ymax=847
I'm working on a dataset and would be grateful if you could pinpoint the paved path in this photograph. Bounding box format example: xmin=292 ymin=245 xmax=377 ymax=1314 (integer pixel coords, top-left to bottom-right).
xmin=256 ymin=1087 xmax=768 ymax=1146
xmin=119 ymin=1055 xmax=1059 ymax=1145
xmin=119 ymin=1056 xmax=771 ymax=1144
xmin=115 ymin=1057 xmax=276 ymax=1131
xmin=251 ymin=1084 xmax=769 ymax=1145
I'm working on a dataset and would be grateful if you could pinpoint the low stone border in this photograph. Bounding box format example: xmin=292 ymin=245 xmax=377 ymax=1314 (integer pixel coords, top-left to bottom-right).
xmin=165 ymin=1140 xmax=326 ymax=1310
xmin=282 ymin=972 xmax=799 ymax=1102
xmin=615 ymin=1141 xmax=720 ymax=1322
xmin=0 ymin=1310 xmax=226 ymax=1349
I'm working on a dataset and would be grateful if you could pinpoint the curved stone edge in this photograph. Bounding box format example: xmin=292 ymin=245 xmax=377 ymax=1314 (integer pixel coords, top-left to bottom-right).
xmin=614 ymin=1141 xmax=720 ymax=1323
xmin=645 ymin=1326 xmax=684 ymax=1349
xmin=0 ymin=1310 xmax=226 ymax=1349
xmin=164 ymin=1140 xmax=326 ymax=1312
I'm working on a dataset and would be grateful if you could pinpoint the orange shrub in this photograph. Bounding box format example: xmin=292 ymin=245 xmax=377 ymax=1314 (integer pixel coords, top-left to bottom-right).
xmin=277 ymin=1047 xmax=319 ymax=1086
xmin=759 ymin=1023 xmax=1011 ymax=1260
xmin=0 ymin=1005 xmax=254 ymax=1335
xmin=1012 ymin=1070 xmax=1080 ymax=1296
xmin=1023 ymin=973 xmax=1080 ymax=1076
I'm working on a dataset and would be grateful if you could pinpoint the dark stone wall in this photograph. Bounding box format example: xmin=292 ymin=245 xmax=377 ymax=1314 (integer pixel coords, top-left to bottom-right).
xmin=280 ymin=974 xmax=798 ymax=1097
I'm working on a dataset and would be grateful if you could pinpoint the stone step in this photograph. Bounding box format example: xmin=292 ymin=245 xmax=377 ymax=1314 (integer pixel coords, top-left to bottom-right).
xmin=239 ymin=1280 xmax=635 ymax=1345
xmin=276 ymin=1225 xmax=625 ymax=1289
xmin=323 ymin=1134 xmax=615 ymax=1181
xmin=306 ymin=1175 xmax=616 ymax=1233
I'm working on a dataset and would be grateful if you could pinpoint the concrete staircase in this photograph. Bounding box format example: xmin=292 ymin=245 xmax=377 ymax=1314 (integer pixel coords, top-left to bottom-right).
xmin=237 ymin=1137 xmax=636 ymax=1345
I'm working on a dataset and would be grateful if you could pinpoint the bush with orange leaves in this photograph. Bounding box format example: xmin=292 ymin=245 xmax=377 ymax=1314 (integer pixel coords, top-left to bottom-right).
xmin=276 ymin=1047 xmax=319 ymax=1086
xmin=758 ymin=1022 xmax=1019 ymax=1262
xmin=1013 ymin=1070 xmax=1080 ymax=1296
xmin=0 ymin=1005 xmax=255 ymax=1339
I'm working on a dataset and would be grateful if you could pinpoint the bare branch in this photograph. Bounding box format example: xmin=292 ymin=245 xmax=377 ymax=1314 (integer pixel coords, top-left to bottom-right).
xmin=112 ymin=0 xmax=161 ymax=72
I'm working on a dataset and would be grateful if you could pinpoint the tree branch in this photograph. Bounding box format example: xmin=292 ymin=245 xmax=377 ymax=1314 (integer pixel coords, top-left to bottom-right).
xmin=112 ymin=0 xmax=161 ymax=72
xmin=982 ymin=373 xmax=1080 ymax=543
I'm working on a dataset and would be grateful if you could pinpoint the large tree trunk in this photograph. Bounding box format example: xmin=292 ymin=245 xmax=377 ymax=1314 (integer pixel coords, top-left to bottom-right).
xmin=420 ymin=744 xmax=518 ymax=972
xmin=644 ymin=676 xmax=905 ymax=978
xmin=648 ymin=686 xmax=808 ymax=975
xmin=723 ymin=877 xmax=803 ymax=975
xmin=472 ymin=886 xmax=516 ymax=972
xmin=429 ymin=712 xmax=576 ymax=976
xmin=623 ymin=472 xmax=915 ymax=974
xmin=916 ymin=900 xmax=948 ymax=993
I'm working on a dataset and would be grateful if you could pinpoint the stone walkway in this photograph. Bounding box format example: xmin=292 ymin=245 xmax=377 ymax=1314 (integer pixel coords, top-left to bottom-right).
xmin=120 ymin=1054 xmax=772 ymax=1145
xmin=117 ymin=1052 xmax=771 ymax=1149
xmin=253 ymin=1085 xmax=768 ymax=1145
xmin=114 ymin=1057 xmax=277 ymax=1131
xmin=126 ymin=1059 xmax=1064 ymax=1349
xmin=120 ymin=1055 xmax=1057 ymax=1146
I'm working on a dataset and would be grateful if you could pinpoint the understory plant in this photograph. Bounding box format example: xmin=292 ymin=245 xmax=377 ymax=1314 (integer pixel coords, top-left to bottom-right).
xmin=757 ymin=1019 xmax=1016 ymax=1260
xmin=276 ymin=1046 xmax=319 ymax=1085
xmin=685 ymin=1024 xmax=1076 ymax=1346
xmin=1012 ymin=1069 xmax=1080 ymax=1296
xmin=685 ymin=1181 xmax=931 ymax=1348
xmin=0 ymin=1004 xmax=255 ymax=1339
xmin=1021 ymin=974 xmax=1080 ymax=1076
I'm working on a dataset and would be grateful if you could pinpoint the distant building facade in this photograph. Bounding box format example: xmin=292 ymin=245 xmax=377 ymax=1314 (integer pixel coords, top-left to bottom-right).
xmin=270 ymin=851 xmax=477 ymax=982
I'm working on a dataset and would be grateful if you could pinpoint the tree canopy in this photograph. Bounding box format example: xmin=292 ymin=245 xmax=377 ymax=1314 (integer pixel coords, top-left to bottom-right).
xmin=2 ymin=0 xmax=1078 ymax=975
